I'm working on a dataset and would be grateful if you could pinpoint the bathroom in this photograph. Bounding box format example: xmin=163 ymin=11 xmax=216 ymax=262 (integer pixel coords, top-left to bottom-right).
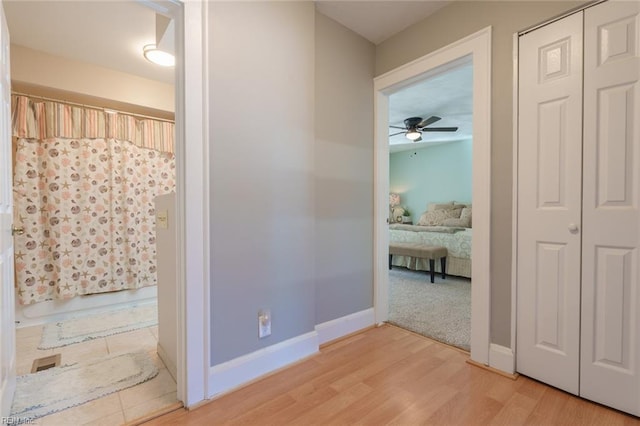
xmin=3 ymin=1 xmax=180 ymax=422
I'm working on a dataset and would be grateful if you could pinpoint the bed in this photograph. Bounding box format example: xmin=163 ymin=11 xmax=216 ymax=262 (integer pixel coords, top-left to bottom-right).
xmin=388 ymin=224 xmax=472 ymax=278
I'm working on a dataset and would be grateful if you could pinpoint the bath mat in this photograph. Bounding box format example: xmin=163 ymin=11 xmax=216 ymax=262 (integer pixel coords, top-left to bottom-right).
xmin=10 ymin=351 xmax=159 ymax=420
xmin=39 ymin=303 xmax=157 ymax=349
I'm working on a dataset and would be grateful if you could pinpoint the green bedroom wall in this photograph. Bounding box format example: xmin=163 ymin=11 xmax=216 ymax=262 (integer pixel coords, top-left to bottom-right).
xmin=390 ymin=140 xmax=472 ymax=221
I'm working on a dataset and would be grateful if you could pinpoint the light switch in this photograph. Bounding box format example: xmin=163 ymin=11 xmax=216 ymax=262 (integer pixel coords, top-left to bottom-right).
xmin=157 ymin=210 xmax=169 ymax=229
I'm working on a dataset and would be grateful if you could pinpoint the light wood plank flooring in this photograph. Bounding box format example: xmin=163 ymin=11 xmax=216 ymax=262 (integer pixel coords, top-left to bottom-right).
xmin=144 ymin=325 xmax=640 ymax=425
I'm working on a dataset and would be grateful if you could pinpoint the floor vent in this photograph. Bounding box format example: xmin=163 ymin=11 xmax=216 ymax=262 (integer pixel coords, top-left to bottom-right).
xmin=31 ymin=354 xmax=62 ymax=373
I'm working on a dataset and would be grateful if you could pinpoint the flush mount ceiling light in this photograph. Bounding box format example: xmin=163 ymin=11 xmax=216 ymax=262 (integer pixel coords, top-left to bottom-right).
xmin=143 ymin=44 xmax=175 ymax=67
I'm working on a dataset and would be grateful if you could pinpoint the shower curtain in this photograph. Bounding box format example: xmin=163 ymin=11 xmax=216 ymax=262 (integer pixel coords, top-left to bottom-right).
xmin=12 ymin=95 xmax=175 ymax=305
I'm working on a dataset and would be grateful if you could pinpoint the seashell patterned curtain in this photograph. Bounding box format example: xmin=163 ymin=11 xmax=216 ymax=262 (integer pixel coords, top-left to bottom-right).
xmin=11 ymin=95 xmax=175 ymax=304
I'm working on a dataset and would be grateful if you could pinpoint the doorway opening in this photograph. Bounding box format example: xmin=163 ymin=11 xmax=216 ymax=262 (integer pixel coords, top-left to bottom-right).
xmin=373 ymin=27 xmax=492 ymax=365
xmin=386 ymin=58 xmax=473 ymax=351
xmin=5 ymin=1 xmax=184 ymax=421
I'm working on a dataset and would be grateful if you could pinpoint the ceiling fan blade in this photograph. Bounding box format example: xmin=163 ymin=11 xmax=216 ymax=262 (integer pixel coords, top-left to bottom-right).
xmin=418 ymin=116 xmax=441 ymax=127
xmin=389 ymin=125 xmax=406 ymax=130
xmin=422 ymin=127 xmax=458 ymax=132
xmin=389 ymin=131 xmax=405 ymax=137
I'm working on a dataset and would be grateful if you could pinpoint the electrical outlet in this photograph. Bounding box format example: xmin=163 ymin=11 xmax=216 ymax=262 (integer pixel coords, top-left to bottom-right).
xmin=258 ymin=309 xmax=271 ymax=338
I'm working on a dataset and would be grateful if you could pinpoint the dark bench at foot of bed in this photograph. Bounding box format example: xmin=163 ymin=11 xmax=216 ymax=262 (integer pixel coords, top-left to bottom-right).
xmin=388 ymin=242 xmax=448 ymax=283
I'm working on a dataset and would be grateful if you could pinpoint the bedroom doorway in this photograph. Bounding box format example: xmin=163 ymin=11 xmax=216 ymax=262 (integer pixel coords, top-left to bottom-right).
xmin=386 ymin=58 xmax=473 ymax=351
xmin=373 ymin=27 xmax=492 ymax=366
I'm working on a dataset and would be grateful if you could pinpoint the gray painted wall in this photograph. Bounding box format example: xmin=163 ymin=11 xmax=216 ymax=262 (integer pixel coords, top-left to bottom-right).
xmin=390 ymin=140 xmax=472 ymax=221
xmin=209 ymin=1 xmax=316 ymax=365
xmin=314 ymin=12 xmax=375 ymax=324
xmin=205 ymin=0 xmax=577 ymax=364
xmin=207 ymin=3 xmax=375 ymax=365
xmin=376 ymin=1 xmax=584 ymax=346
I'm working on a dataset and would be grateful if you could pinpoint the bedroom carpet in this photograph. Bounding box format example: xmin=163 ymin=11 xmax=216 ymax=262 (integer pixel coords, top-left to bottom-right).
xmin=388 ymin=267 xmax=470 ymax=351
xmin=39 ymin=303 xmax=157 ymax=349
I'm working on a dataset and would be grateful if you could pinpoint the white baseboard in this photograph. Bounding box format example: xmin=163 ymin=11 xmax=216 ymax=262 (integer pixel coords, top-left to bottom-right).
xmin=208 ymin=331 xmax=319 ymax=398
xmin=489 ymin=343 xmax=515 ymax=374
xmin=315 ymin=308 xmax=375 ymax=345
xmin=206 ymin=309 xmax=375 ymax=398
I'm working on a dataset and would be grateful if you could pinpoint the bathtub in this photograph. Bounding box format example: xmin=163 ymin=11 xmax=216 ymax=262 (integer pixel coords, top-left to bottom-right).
xmin=15 ymin=286 xmax=157 ymax=328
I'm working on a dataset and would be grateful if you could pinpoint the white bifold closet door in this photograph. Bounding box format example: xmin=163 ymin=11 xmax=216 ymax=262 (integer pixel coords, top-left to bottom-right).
xmin=581 ymin=0 xmax=640 ymax=415
xmin=516 ymin=11 xmax=583 ymax=395
xmin=517 ymin=0 xmax=640 ymax=416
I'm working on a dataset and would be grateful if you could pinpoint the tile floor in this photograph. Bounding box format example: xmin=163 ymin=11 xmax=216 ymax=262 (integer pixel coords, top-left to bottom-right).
xmin=15 ymin=323 xmax=178 ymax=425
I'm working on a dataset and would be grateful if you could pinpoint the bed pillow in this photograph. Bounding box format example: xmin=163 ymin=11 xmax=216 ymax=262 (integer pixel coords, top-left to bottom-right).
xmin=427 ymin=201 xmax=455 ymax=211
xmin=417 ymin=206 xmax=463 ymax=226
xmin=442 ymin=217 xmax=470 ymax=227
xmin=460 ymin=207 xmax=472 ymax=227
xmin=454 ymin=201 xmax=472 ymax=209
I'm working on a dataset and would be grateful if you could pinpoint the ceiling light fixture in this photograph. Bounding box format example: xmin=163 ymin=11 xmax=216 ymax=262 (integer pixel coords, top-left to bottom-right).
xmin=143 ymin=44 xmax=175 ymax=67
xmin=405 ymin=129 xmax=421 ymax=140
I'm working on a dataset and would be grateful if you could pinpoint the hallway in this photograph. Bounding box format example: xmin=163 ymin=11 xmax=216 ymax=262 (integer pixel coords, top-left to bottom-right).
xmin=145 ymin=325 xmax=639 ymax=425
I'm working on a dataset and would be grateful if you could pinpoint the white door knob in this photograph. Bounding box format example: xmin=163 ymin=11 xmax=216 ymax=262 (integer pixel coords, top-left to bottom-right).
xmin=568 ymin=223 xmax=579 ymax=234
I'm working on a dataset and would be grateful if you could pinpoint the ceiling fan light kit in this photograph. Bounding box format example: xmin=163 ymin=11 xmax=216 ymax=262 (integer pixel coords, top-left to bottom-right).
xmin=388 ymin=115 xmax=459 ymax=142
xmin=405 ymin=129 xmax=421 ymax=140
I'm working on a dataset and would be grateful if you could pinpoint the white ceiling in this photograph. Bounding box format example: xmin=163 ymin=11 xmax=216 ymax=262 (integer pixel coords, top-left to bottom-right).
xmin=315 ymin=0 xmax=451 ymax=45
xmin=3 ymin=1 xmax=470 ymax=152
xmin=3 ymin=0 xmax=174 ymax=84
xmin=388 ymin=59 xmax=472 ymax=153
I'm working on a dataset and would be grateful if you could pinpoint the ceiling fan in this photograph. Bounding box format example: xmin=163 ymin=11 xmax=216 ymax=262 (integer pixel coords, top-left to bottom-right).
xmin=389 ymin=116 xmax=458 ymax=142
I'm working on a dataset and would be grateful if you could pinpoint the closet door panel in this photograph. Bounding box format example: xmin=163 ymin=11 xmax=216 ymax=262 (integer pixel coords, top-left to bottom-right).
xmin=582 ymin=0 xmax=640 ymax=416
xmin=595 ymin=83 xmax=635 ymax=207
xmin=516 ymin=12 xmax=583 ymax=395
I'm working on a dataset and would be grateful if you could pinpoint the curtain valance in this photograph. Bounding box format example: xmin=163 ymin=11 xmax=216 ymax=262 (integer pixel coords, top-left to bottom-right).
xmin=11 ymin=95 xmax=174 ymax=154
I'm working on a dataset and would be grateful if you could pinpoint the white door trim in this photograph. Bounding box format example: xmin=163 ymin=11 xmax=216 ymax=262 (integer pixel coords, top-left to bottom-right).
xmin=177 ymin=0 xmax=209 ymax=407
xmin=133 ymin=0 xmax=210 ymax=408
xmin=373 ymin=26 xmax=492 ymax=365
xmin=0 ymin=0 xmax=16 ymax=416
xmin=139 ymin=0 xmax=210 ymax=407
xmin=510 ymin=32 xmax=519 ymax=372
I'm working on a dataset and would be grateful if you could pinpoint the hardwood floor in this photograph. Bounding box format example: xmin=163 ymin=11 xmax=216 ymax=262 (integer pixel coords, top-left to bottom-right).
xmin=144 ymin=325 xmax=640 ymax=425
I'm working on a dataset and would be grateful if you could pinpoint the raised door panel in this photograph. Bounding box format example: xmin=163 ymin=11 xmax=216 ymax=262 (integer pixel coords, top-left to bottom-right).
xmin=537 ymin=98 xmax=569 ymax=208
xmin=516 ymin=11 xmax=583 ymax=395
xmin=596 ymin=83 xmax=635 ymax=207
xmin=581 ymin=0 xmax=640 ymax=416
xmin=534 ymin=242 xmax=568 ymax=353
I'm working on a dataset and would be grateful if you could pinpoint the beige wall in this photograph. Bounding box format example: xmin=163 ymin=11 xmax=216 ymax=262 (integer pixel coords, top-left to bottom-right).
xmin=11 ymin=45 xmax=174 ymax=116
xmin=315 ymin=12 xmax=375 ymax=324
xmin=376 ymin=1 xmax=585 ymax=346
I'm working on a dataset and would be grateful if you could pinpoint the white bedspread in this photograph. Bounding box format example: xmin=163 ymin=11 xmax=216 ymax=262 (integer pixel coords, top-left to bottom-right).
xmin=389 ymin=226 xmax=472 ymax=259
